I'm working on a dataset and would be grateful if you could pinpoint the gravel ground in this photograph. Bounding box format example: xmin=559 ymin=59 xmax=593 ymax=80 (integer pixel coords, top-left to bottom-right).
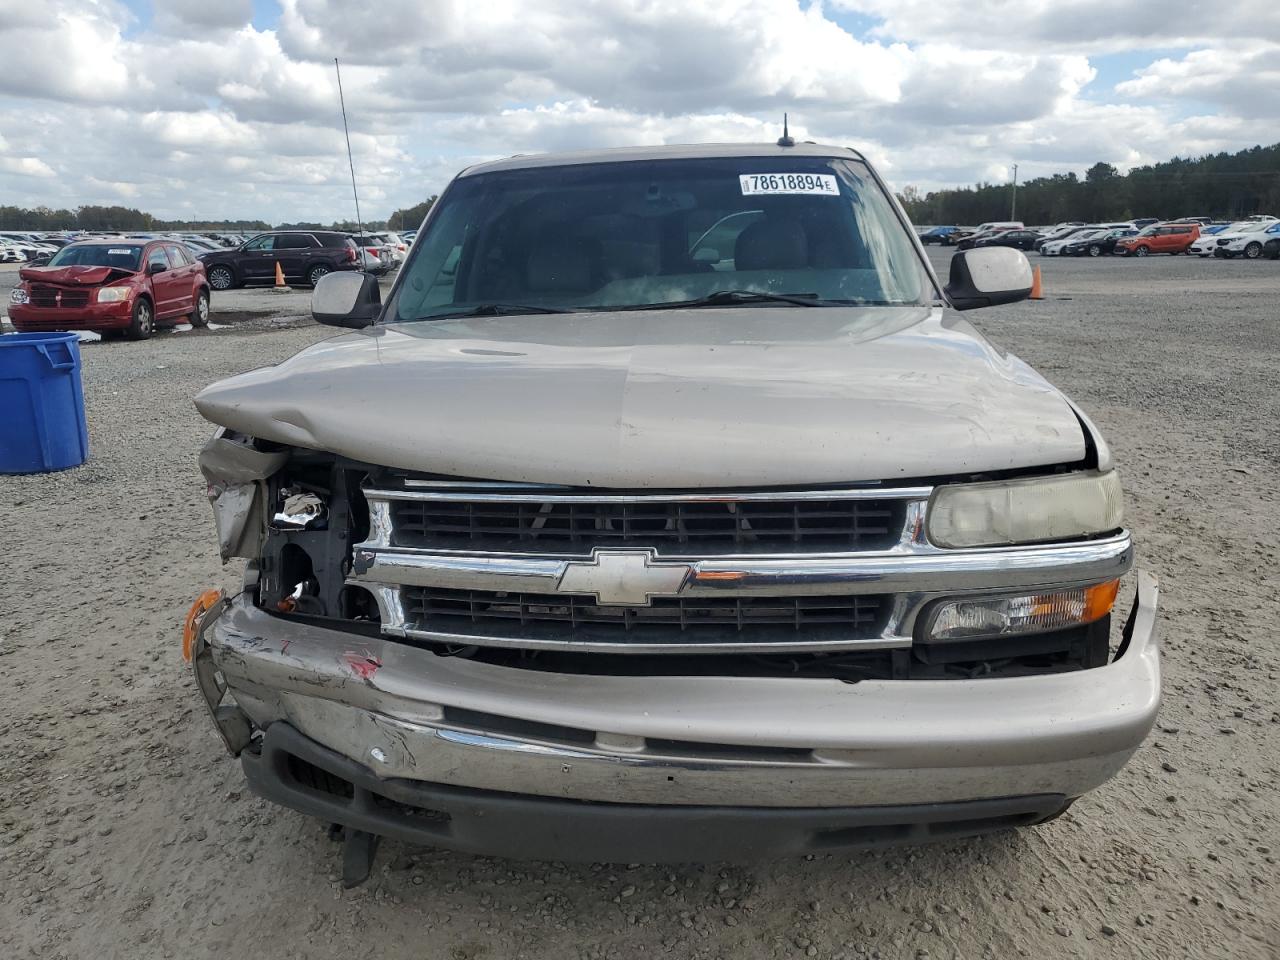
xmin=1 ymin=250 xmax=1277 ymax=960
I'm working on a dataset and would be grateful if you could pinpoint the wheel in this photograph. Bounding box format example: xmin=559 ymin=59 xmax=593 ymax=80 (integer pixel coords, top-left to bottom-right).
xmin=207 ymin=265 xmax=236 ymax=290
xmin=190 ymin=288 xmax=210 ymax=328
xmin=1244 ymin=242 xmax=1262 ymax=260
xmin=306 ymin=264 xmax=331 ymax=287
xmin=126 ymin=297 xmax=154 ymax=340
xmin=1088 ymin=245 xmax=1101 ymax=257
xmin=1134 ymin=245 xmax=1149 ymax=257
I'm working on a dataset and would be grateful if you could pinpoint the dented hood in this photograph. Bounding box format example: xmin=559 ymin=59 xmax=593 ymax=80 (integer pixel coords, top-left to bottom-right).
xmin=193 ymin=307 xmax=1087 ymax=487
xmin=19 ymin=264 xmax=134 ymax=285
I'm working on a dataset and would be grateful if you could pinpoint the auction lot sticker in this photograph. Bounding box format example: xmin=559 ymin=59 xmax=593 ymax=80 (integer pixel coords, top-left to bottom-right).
xmin=739 ymin=173 xmax=839 ymax=196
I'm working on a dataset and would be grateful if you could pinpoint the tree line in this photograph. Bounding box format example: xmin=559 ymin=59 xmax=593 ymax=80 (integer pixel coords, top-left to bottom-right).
xmin=0 ymin=198 xmax=441 ymax=234
xmin=0 ymin=204 xmax=273 ymax=232
xmin=898 ymin=142 xmax=1280 ymax=226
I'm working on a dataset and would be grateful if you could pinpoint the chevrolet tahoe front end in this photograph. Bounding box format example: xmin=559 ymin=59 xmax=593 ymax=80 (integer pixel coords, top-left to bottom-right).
xmin=186 ymin=143 xmax=1160 ymax=865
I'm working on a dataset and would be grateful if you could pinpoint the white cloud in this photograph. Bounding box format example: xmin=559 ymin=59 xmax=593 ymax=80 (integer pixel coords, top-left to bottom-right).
xmin=0 ymin=0 xmax=1274 ymax=221
xmin=0 ymin=156 xmax=56 ymax=178
xmin=1117 ymin=46 xmax=1280 ymax=118
xmin=832 ymin=0 xmax=1280 ymax=53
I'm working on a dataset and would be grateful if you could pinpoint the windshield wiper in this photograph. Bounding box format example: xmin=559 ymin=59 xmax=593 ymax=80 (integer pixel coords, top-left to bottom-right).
xmin=624 ymin=290 xmax=830 ymax=311
xmin=416 ymin=303 xmax=578 ymax=320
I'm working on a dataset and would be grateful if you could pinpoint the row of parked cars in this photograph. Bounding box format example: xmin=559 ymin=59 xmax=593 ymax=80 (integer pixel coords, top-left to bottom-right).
xmin=918 ymin=216 xmax=1280 ymax=259
xmin=4 ymin=227 xmax=416 ymax=340
xmin=0 ymin=228 xmax=414 ymax=274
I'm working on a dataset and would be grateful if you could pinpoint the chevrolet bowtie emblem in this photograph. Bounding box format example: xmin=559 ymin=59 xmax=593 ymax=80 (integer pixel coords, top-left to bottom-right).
xmin=557 ymin=549 xmax=692 ymax=606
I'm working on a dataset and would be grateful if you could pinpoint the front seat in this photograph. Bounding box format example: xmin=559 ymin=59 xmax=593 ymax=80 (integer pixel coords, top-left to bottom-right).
xmin=734 ymin=219 xmax=808 ymax=271
xmin=525 ymin=236 xmax=600 ymax=295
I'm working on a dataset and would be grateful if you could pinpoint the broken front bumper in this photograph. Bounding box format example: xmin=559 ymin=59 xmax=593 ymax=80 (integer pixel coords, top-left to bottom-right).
xmin=191 ymin=573 xmax=1160 ymax=858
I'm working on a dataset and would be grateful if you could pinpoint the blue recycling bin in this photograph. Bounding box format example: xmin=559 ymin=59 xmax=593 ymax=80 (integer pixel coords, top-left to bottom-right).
xmin=0 ymin=331 xmax=90 ymax=473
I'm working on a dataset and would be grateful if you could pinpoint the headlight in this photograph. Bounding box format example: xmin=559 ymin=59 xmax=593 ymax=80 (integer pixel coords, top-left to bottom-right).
xmin=10 ymin=287 xmax=28 ymax=304
xmin=97 ymin=287 xmax=132 ymax=303
xmin=926 ymin=580 xmax=1119 ymax=641
xmin=927 ymin=470 xmax=1123 ymax=549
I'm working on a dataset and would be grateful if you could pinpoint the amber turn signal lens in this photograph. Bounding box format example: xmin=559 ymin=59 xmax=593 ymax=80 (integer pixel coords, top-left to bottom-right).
xmin=182 ymin=589 xmax=224 ymax=662
xmin=1083 ymin=579 xmax=1120 ymax=623
xmin=927 ymin=579 xmax=1121 ymax=642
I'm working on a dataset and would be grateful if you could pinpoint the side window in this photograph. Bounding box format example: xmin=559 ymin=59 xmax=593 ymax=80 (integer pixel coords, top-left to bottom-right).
xmin=244 ymin=235 xmax=275 ymax=252
xmin=275 ymin=234 xmax=312 ymax=250
xmin=167 ymin=244 xmax=189 ymax=266
xmin=147 ymin=247 xmax=171 ymax=271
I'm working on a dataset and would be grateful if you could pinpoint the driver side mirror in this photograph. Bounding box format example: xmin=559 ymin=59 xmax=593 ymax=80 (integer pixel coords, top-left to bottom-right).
xmin=944 ymin=247 xmax=1033 ymax=310
xmin=312 ymin=271 xmax=381 ymax=328
xmin=148 ymin=261 xmax=167 ymax=275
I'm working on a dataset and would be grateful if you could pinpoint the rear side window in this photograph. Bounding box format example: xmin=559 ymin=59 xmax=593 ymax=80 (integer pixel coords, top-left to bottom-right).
xmin=167 ymin=244 xmax=190 ymax=266
xmin=276 ymin=234 xmax=316 ymax=249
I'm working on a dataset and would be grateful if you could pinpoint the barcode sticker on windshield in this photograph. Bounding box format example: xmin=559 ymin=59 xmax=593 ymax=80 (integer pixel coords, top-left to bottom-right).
xmin=108 ymin=248 xmax=133 ymax=255
xmin=740 ymin=173 xmax=839 ymax=196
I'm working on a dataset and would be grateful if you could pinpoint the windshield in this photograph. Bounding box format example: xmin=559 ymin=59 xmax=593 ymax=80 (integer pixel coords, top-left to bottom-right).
xmin=389 ymin=155 xmax=933 ymax=322
xmin=47 ymin=244 xmax=143 ymax=270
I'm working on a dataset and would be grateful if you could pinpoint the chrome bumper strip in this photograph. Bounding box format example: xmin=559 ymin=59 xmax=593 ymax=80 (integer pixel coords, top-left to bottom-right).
xmin=350 ymin=534 xmax=1132 ymax=598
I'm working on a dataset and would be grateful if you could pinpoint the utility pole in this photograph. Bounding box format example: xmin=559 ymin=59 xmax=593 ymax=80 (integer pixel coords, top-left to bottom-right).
xmin=334 ymin=58 xmax=364 ymax=238
xmin=1010 ymin=163 xmax=1019 ymax=221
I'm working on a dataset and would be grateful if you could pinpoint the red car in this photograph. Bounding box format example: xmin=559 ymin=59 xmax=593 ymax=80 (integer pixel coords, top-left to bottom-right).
xmin=8 ymin=239 xmax=210 ymax=339
xmin=1113 ymin=222 xmax=1200 ymax=257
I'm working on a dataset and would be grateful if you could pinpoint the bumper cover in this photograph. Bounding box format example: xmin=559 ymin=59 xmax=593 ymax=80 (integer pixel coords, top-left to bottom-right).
xmin=9 ymin=301 xmax=132 ymax=330
xmin=194 ymin=572 xmax=1160 ymax=818
xmin=245 ymin=720 xmax=1069 ymax=861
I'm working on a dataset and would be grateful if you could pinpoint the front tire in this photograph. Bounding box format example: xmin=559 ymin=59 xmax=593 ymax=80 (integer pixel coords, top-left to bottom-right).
xmin=207 ymin=265 xmax=236 ymax=291
xmin=1244 ymin=242 xmax=1262 ymax=260
xmin=1088 ymin=245 xmax=1101 ymax=257
xmin=127 ymin=298 xmax=154 ymax=340
xmin=306 ymin=263 xmax=331 ymax=287
xmin=1134 ymin=245 xmax=1149 ymax=257
xmin=190 ymin=289 xmax=210 ymax=328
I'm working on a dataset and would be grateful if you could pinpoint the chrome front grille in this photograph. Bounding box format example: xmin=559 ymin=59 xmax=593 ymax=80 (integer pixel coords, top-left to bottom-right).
xmin=388 ymin=495 xmax=904 ymax=554
xmin=352 ymin=481 xmax=932 ymax=653
xmin=349 ymin=480 xmax=1134 ymax=655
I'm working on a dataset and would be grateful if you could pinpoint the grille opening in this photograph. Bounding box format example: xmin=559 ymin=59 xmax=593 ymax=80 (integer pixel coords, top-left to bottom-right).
xmin=287 ymin=754 xmax=354 ymax=799
xmin=388 ymin=497 xmax=906 ymax=554
xmin=403 ymin=587 xmax=888 ymax=637
xmin=28 ymin=285 xmax=92 ymax=309
xmin=441 ymin=706 xmax=597 ymax=746
xmin=389 ymin=621 xmax=1107 ymax=681
xmin=370 ymin=793 xmax=451 ymax=825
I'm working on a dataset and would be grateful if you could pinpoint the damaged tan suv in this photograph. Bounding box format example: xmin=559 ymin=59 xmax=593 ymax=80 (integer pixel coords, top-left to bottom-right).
xmin=186 ymin=143 xmax=1160 ymax=881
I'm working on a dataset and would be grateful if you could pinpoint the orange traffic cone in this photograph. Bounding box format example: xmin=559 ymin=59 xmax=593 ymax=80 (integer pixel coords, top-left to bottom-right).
xmin=274 ymin=261 xmax=286 ymax=287
xmin=1029 ymin=265 xmax=1044 ymax=300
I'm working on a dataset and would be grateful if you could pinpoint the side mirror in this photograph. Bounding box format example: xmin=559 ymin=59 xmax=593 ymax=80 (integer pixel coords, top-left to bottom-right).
xmin=30 ymin=254 xmax=51 ymax=266
xmin=944 ymin=247 xmax=1033 ymax=310
xmin=148 ymin=261 xmax=167 ymax=275
xmin=312 ymin=271 xmax=381 ymax=328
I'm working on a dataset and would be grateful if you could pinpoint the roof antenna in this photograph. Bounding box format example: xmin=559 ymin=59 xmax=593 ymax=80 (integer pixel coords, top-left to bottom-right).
xmin=777 ymin=113 xmax=795 ymax=148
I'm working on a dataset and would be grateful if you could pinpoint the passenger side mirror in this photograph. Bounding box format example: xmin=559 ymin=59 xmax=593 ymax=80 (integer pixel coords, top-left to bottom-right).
xmin=312 ymin=271 xmax=381 ymax=328
xmin=944 ymin=247 xmax=1033 ymax=310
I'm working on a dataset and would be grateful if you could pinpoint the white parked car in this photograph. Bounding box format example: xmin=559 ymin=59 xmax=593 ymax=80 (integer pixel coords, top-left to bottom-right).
xmin=371 ymin=231 xmax=409 ymax=264
xmin=1041 ymin=229 xmax=1105 ymax=256
xmin=1210 ymin=221 xmax=1280 ymax=259
xmin=1188 ymin=224 xmax=1242 ymax=256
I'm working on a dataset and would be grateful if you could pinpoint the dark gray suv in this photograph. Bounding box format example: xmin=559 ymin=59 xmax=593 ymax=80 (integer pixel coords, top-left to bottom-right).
xmin=198 ymin=230 xmax=359 ymax=290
